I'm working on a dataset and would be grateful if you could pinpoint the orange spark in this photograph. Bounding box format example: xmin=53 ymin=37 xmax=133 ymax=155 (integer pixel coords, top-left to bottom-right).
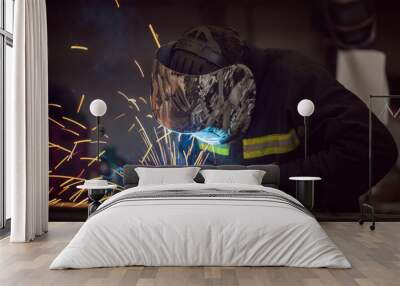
xmin=73 ymin=198 xmax=89 ymax=208
xmin=62 ymin=180 xmax=83 ymax=190
xmin=62 ymin=116 xmax=87 ymax=130
xmin=67 ymin=143 xmax=77 ymax=161
xmin=139 ymin=97 xmax=147 ymax=104
xmin=77 ymin=94 xmax=85 ymax=113
xmin=49 ymin=103 xmax=62 ymax=108
xmin=74 ymin=139 xmax=92 ymax=144
xmin=49 ymin=198 xmax=62 ymax=206
xmin=54 ymin=154 xmax=69 ymax=170
xmin=49 ymin=143 xmax=72 ymax=153
xmin=156 ymin=129 xmax=172 ymax=143
xmin=57 ymin=187 xmax=71 ymax=196
xmin=60 ymin=177 xmax=79 ymax=188
xmin=62 ymin=128 xmax=80 ymax=137
xmin=133 ymin=59 xmax=145 ymax=78
xmin=128 ymin=122 xmax=135 ymax=132
xmin=141 ymin=145 xmax=154 ymax=162
xmin=70 ymin=45 xmax=88 ymax=51
xmin=80 ymin=157 xmax=97 ymax=161
xmin=117 ymin=90 xmax=140 ymax=111
xmin=70 ymin=189 xmax=86 ymax=202
xmin=148 ymin=24 xmax=161 ymax=48
xmin=113 ymin=113 xmax=126 ymax=120
xmin=49 ymin=174 xmax=84 ymax=180
xmin=49 ymin=117 xmax=65 ymax=128
xmin=87 ymin=150 xmax=106 ymax=166
xmin=77 ymin=169 xmax=85 ymax=178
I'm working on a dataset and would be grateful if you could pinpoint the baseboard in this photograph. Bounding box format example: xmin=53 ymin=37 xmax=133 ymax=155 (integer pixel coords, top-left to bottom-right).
xmin=314 ymin=212 xmax=400 ymax=222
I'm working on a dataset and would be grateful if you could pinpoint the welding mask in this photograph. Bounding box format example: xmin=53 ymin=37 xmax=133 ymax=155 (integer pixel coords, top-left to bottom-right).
xmin=150 ymin=42 xmax=256 ymax=145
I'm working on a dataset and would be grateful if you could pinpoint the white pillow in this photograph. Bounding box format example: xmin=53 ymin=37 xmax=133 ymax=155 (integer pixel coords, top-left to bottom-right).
xmin=200 ymin=169 xmax=266 ymax=185
xmin=135 ymin=167 xmax=200 ymax=186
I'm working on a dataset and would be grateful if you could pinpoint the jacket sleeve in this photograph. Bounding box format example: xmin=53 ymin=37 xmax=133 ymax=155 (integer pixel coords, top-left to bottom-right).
xmin=278 ymin=54 xmax=398 ymax=211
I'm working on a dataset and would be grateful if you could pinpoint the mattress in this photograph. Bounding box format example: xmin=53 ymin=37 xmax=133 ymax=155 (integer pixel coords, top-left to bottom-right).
xmin=50 ymin=183 xmax=350 ymax=269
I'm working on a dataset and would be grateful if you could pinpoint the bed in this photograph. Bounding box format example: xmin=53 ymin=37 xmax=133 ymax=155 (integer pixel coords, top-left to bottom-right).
xmin=50 ymin=164 xmax=350 ymax=269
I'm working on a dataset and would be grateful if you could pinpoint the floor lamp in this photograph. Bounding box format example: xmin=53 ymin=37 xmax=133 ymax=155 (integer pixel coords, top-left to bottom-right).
xmin=89 ymin=99 xmax=107 ymax=161
xmin=291 ymin=99 xmax=319 ymax=210
xmin=297 ymin=99 xmax=315 ymax=160
xmin=87 ymin=99 xmax=107 ymax=215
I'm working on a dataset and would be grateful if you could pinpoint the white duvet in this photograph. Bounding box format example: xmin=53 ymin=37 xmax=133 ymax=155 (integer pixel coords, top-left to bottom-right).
xmin=50 ymin=183 xmax=350 ymax=269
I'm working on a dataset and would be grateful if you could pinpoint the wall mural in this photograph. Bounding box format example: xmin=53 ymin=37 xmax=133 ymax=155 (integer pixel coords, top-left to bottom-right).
xmin=48 ymin=0 xmax=239 ymax=219
xmin=47 ymin=0 xmax=400 ymax=220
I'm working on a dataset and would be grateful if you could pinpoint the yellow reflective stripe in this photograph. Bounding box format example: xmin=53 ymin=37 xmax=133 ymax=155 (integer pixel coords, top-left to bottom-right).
xmin=243 ymin=129 xmax=298 ymax=146
xmin=243 ymin=144 xmax=299 ymax=159
xmin=199 ymin=143 xmax=230 ymax=156
xmin=242 ymin=129 xmax=300 ymax=159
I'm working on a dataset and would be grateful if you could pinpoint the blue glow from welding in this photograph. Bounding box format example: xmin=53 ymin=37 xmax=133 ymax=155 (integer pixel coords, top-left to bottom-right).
xmin=189 ymin=127 xmax=229 ymax=145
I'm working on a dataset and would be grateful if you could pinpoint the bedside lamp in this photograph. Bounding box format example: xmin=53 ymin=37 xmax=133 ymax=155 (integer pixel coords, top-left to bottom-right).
xmin=297 ymin=99 xmax=315 ymax=160
xmin=90 ymin=99 xmax=107 ymax=161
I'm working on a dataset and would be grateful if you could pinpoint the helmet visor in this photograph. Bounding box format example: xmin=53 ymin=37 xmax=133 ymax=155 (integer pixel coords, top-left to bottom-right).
xmin=150 ymin=49 xmax=256 ymax=144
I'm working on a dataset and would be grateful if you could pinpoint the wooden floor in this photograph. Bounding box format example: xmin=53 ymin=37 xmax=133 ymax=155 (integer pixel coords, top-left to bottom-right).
xmin=0 ymin=222 xmax=399 ymax=286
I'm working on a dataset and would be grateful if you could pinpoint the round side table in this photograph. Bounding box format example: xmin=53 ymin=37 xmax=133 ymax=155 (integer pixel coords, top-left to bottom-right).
xmin=77 ymin=183 xmax=118 ymax=216
xmin=289 ymin=176 xmax=322 ymax=210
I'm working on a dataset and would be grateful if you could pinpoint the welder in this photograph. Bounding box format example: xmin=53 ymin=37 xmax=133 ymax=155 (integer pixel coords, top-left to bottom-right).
xmin=150 ymin=25 xmax=397 ymax=211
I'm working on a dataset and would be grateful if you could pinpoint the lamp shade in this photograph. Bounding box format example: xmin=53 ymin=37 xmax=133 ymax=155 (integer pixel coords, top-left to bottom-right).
xmin=297 ymin=99 xmax=315 ymax=117
xmin=89 ymin=99 xmax=107 ymax=117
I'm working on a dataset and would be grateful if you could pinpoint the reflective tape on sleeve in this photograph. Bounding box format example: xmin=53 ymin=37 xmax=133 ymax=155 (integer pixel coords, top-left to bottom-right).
xmin=242 ymin=129 xmax=300 ymax=159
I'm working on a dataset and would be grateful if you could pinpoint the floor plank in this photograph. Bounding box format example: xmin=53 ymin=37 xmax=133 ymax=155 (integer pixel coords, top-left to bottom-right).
xmin=0 ymin=222 xmax=399 ymax=286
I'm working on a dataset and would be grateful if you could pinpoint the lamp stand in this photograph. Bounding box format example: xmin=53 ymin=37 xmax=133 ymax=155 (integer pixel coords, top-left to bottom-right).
xmin=97 ymin=116 xmax=100 ymax=162
xmin=296 ymin=180 xmax=315 ymax=210
xmin=304 ymin=116 xmax=308 ymax=160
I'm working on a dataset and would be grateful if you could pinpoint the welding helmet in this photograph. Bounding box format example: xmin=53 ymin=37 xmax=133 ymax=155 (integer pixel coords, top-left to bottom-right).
xmin=150 ymin=26 xmax=256 ymax=145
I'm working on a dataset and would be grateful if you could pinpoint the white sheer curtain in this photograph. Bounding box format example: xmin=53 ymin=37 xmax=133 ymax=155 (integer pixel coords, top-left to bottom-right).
xmin=8 ymin=0 xmax=49 ymax=242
